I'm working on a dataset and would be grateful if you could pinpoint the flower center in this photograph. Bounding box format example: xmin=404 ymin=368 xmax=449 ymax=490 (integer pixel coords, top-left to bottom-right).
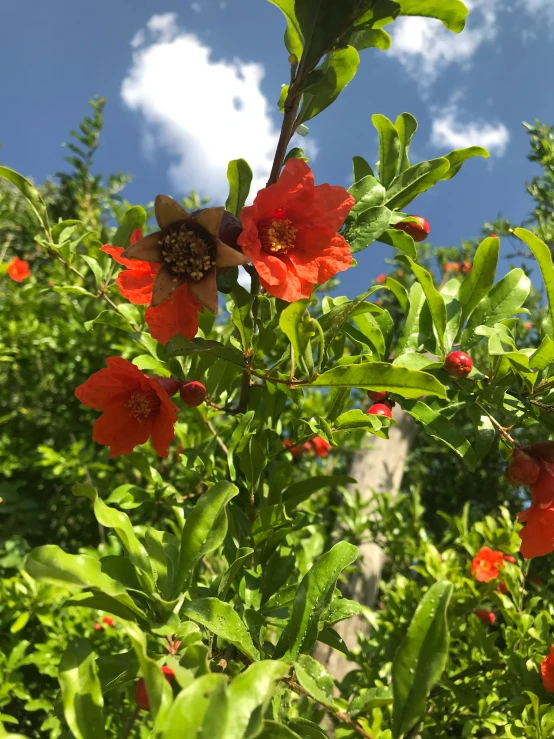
xmin=259 ymin=211 xmax=297 ymax=254
xmin=127 ymin=389 xmax=161 ymax=420
xmin=159 ymin=222 xmax=216 ymax=281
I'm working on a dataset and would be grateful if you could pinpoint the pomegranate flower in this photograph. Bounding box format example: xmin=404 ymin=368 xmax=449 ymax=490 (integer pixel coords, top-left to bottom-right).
xmin=311 ymin=436 xmax=332 ymax=457
xmin=471 ymin=546 xmax=504 ymax=582
xmin=542 ymin=646 xmax=554 ymax=693
xmin=75 ymin=357 xmax=178 ymax=458
xmin=7 ymin=256 xmax=31 ymax=282
xmin=474 ymin=609 xmax=496 ymax=624
xmin=121 ymin=198 xmax=249 ymax=314
xmin=238 ymin=159 xmax=354 ymax=302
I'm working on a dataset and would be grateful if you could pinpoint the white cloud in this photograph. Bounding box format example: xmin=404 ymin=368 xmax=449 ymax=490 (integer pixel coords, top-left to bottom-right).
xmin=122 ymin=13 xmax=296 ymax=201
xmin=388 ymin=0 xmax=499 ymax=86
xmin=520 ymin=0 xmax=554 ymax=26
xmin=190 ymin=3 xmax=201 ymax=13
xmin=430 ymin=101 xmax=510 ymax=157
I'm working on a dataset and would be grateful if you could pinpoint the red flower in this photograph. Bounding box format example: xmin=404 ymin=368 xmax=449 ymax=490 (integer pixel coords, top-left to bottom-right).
xmin=75 ymin=357 xmax=178 ymax=458
xmin=542 ymin=646 xmax=554 ymax=693
xmin=102 ymin=616 xmax=115 ymax=627
xmin=471 ymin=546 xmax=504 ymax=582
xmin=284 ymin=439 xmax=310 ymax=458
xmin=503 ymin=555 xmax=517 ymax=564
xmin=238 ymin=159 xmax=354 ymax=302
xmin=474 ymin=609 xmax=496 ymax=624
xmin=525 ymin=322 xmax=533 ymax=331
xmin=94 ymin=623 xmax=102 ymax=631
xmin=310 ymin=437 xmax=331 ymax=457
xmin=135 ymin=666 xmax=175 ymax=711
xmin=460 ymin=260 xmax=472 ymax=274
xmin=7 ymin=256 xmax=31 ymax=282
xmin=444 ymin=261 xmax=460 ymax=273
xmin=376 ymin=274 xmax=386 ymax=284
xmin=101 ymin=229 xmax=203 ymax=345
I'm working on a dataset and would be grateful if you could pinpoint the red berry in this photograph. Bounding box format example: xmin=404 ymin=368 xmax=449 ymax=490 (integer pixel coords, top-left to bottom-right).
xmin=393 ymin=215 xmax=430 ymax=243
xmin=367 ymin=403 xmax=393 ymax=419
xmin=503 ymin=555 xmax=516 ymax=564
xmin=505 ymin=449 xmax=540 ymax=486
xmin=474 ymin=609 xmax=496 ymax=624
xmin=367 ymin=390 xmax=388 ymax=402
xmin=444 ymin=351 xmax=473 ymax=378
xmin=134 ymin=667 xmax=175 ymax=712
xmin=152 ymin=376 xmax=180 ymax=396
xmin=180 ymin=381 xmax=206 ymax=407
xmin=102 ymin=616 xmax=115 ymax=627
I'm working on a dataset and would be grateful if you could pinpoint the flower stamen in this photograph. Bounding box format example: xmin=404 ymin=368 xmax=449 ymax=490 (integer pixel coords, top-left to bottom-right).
xmin=159 ymin=223 xmax=216 ymax=281
xmin=259 ymin=213 xmax=298 ymax=254
xmin=127 ymin=389 xmax=161 ymax=420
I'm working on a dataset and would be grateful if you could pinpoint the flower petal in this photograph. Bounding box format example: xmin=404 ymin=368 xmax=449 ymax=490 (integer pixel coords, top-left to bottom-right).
xmin=117 ymin=266 xmax=158 ymax=305
xmin=187 ymin=271 xmax=219 ymax=314
xmin=215 ymin=240 xmax=251 ymax=268
xmin=258 ymin=263 xmax=313 ymax=302
xmin=145 ymin=283 xmax=202 ymax=344
xmin=519 ymin=505 xmax=554 ymax=558
xmin=93 ymin=406 xmax=153 ymax=458
xmin=251 ymin=158 xmax=314 ymax=220
xmin=151 ymin=265 xmax=183 ymax=307
xmin=155 ymin=194 xmax=193 ymax=229
xmin=75 ymin=356 xmax=143 ymax=411
xmin=195 ymin=206 xmax=224 ymax=238
xmin=123 ymin=232 xmax=163 ymax=263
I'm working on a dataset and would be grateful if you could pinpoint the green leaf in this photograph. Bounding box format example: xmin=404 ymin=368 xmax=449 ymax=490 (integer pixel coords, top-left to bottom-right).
xmin=396 ymin=113 xmax=418 ymax=173
xmin=461 ymin=269 xmax=531 ymax=349
xmin=396 ymin=283 xmax=427 ymax=355
xmin=396 ymin=0 xmax=468 ymax=32
xmin=112 ymin=206 xmax=147 ymax=248
xmin=279 ymin=299 xmax=314 ymax=376
xmin=347 ymin=206 xmax=392 ymax=253
xmin=514 ymin=228 xmax=554 ymax=338
xmin=468 ymin=406 xmax=495 ymax=462
xmin=378 ymin=228 xmax=416 ymax=259
xmin=218 ymin=547 xmax=254 ymax=599
xmin=307 ymin=362 xmax=447 ymax=399
xmin=333 ymin=409 xmax=393 ymax=438
xmin=52 ymin=285 xmax=94 ymax=296
xmin=442 ymin=146 xmax=489 ymax=180
xmin=391 ymin=581 xmax=453 ymax=739
xmin=348 ymin=176 xmax=386 ymax=220
xmin=407 ymin=258 xmax=447 ymax=355
xmin=231 ymin=284 xmax=255 ymax=352
xmin=162 ymin=674 xmax=227 ymax=739
xmin=385 ymin=276 xmax=409 ymax=314
xmin=298 ymin=47 xmax=360 ymax=123
xmin=385 ymin=158 xmax=450 ymax=210
xmin=349 ymin=687 xmax=393 ymax=718
xmin=282 ymin=475 xmax=356 ymax=511
xmin=225 ymin=159 xmax=253 ymax=217
xmin=58 ymin=639 xmax=105 ymax=739
xmin=457 ymin=236 xmax=500 ymax=324
xmin=352 ymin=156 xmax=374 ymax=182
xmin=226 ymin=661 xmax=291 ymax=739
xmin=184 ymin=598 xmax=260 ymax=661
xmin=238 ymin=436 xmax=267 ymax=493
xmin=348 ymin=26 xmax=391 ymax=51
xmin=294 ymin=655 xmax=338 ymax=710
xmin=275 ymin=541 xmax=358 ymax=659
xmin=176 ymin=481 xmax=238 ymax=596
xmin=0 ymin=166 xmax=50 ymax=235
xmin=165 ymin=336 xmax=245 ymax=367
xmin=73 ymin=484 xmax=154 ymax=587
xmin=258 ymin=723 xmax=302 ymax=739
xmin=530 ymin=336 xmax=554 ymax=371
xmin=227 ymin=411 xmax=255 ymax=481
xmin=373 ymin=114 xmax=400 ymax=188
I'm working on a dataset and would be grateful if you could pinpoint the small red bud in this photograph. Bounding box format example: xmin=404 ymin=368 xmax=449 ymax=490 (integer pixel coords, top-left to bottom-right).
xmin=393 ymin=215 xmax=430 ymax=243
xmin=134 ymin=667 xmax=175 ymax=712
xmin=367 ymin=390 xmax=388 ymax=402
xmin=180 ymin=381 xmax=207 ymax=407
xmin=474 ymin=609 xmax=496 ymax=624
xmin=94 ymin=623 xmax=102 ymax=631
xmin=444 ymin=351 xmax=473 ymax=378
xmin=505 ymin=449 xmax=541 ymax=486
xmin=152 ymin=376 xmax=180 ymax=396
xmin=367 ymin=403 xmax=393 ymax=419
xmin=102 ymin=616 xmax=115 ymax=627
xmin=503 ymin=555 xmax=516 ymax=564
xmin=490 ymin=233 xmax=498 ymax=238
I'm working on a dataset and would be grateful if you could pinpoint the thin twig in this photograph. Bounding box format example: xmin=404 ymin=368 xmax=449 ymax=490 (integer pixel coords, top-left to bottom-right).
xmin=204 ymin=419 xmax=230 ymax=456
xmin=476 ymin=404 xmax=520 ymax=448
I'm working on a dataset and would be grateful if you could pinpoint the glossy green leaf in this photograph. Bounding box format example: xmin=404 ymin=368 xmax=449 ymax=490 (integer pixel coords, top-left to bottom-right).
xmin=396 ymin=282 xmax=426 ymax=355
xmin=396 ymin=113 xmax=418 ymax=173
xmin=333 ymin=409 xmax=392 ymax=438
xmin=442 ymin=146 xmax=489 ymax=180
xmin=514 ymin=228 xmax=554 ymax=338
xmin=227 ymin=411 xmax=255 ymax=481
xmin=294 ymin=654 xmax=338 ymax=710
xmin=349 ymin=26 xmax=391 ymax=51
xmin=163 ymin=674 xmax=226 ymax=739
xmin=238 ymin=436 xmax=267 ymax=493
xmin=349 ymin=686 xmax=393 ymax=718
xmin=0 ymin=166 xmax=50 ymax=235
xmin=396 ymin=0 xmax=468 ymax=32
xmin=385 ymin=158 xmax=450 ymax=210
xmin=407 ymin=258 xmax=447 ymax=355
xmin=165 ymin=336 xmax=245 ymax=368
xmin=112 ymin=206 xmax=146 ymax=248
xmin=84 ymin=310 xmax=133 ymax=333
xmin=58 ymin=639 xmax=105 ymax=739
xmin=378 ymin=227 xmax=416 ymax=258
xmin=231 ymin=284 xmax=255 ymax=352
xmin=348 ymin=176 xmax=386 ymax=220
xmin=530 ymin=336 xmax=554 ymax=371
xmin=176 ymin=481 xmax=238 ymax=596
xmin=385 ymin=276 xmax=409 ymax=314
xmin=275 ymin=541 xmax=358 ymax=659
xmin=461 ymin=269 xmax=531 ymax=349
xmin=468 ymin=406 xmax=495 ymax=462
xmin=392 ymin=581 xmax=453 ymax=739
xmin=279 ymin=299 xmax=312 ymax=376
xmin=298 ymin=47 xmax=360 ymax=123
xmin=347 ymin=206 xmax=392 ymax=253
xmin=227 ymin=661 xmax=291 ymax=739
xmin=225 ymin=159 xmax=253 ymax=217
xmin=457 ymin=236 xmax=500 ymax=324
xmin=307 ymin=362 xmax=447 ymax=399
xmin=184 ymin=597 xmax=260 ymax=661
xmin=283 ymin=475 xmax=356 ymax=510
xmin=352 ymin=156 xmax=374 ymax=182
xmin=258 ymin=723 xmax=302 ymax=739
xmin=373 ymin=114 xmax=400 ymax=188
xmin=145 ymin=529 xmax=180 ymax=601
xmin=218 ymin=547 xmax=254 ymax=598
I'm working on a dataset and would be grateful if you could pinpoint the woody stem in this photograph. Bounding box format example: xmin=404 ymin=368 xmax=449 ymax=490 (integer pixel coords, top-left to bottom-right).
xmin=267 ymin=83 xmax=304 ymax=186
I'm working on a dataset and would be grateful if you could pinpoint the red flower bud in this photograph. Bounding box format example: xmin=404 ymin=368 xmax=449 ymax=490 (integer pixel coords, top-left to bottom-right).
xmin=94 ymin=623 xmax=102 ymax=631
xmin=102 ymin=616 xmax=115 ymax=627
xmin=503 ymin=555 xmax=516 ymax=564
xmin=376 ymin=274 xmax=386 ymax=284
xmin=180 ymin=381 xmax=206 ymax=407
xmin=505 ymin=449 xmax=541 ymax=486
xmin=152 ymin=376 xmax=180 ymax=396
xmin=444 ymin=351 xmax=473 ymax=378
xmin=367 ymin=390 xmax=388 ymax=402
xmin=393 ymin=215 xmax=430 ymax=243
xmin=474 ymin=609 xmax=496 ymax=624
xmin=134 ymin=667 xmax=175 ymax=712
xmin=367 ymin=403 xmax=392 ymax=419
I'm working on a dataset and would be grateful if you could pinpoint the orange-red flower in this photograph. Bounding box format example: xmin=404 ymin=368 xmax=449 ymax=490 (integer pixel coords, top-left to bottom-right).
xmin=7 ymin=256 xmax=31 ymax=282
xmin=101 ymin=229 xmax=203 ymax=345
xmin=471 ymin=546 xmax=504 ymax=582
xmin=542 ymin=646 xmax=554 ymax=692
xmin=460 ymin=260 xmax=472 ymax=274
xmin=376 ymin=274 xmax=386 ymax=284
xmin=310 ymin=436 xmax=331 ymax=457
xmin=474 ymin=609 xmax=496 ymax=624
xmin=75 ymin=357 xmax=178 ymax=458
xmin=238 ymin=159 xmax=354 ymax=302
xmin=445 ymin=261 xmax=460 ymax=273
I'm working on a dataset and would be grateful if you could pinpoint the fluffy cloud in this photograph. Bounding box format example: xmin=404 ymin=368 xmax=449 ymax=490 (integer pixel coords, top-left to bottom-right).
xmin=430 ymin=102 xmax=510 ymax=157
xmin=388 ymin=0 xmax=499 ymax=86
xmin=121 ymin=13 xmax=285 ymax=201
xmin=520 ymin=0 xmax=554 ymax=26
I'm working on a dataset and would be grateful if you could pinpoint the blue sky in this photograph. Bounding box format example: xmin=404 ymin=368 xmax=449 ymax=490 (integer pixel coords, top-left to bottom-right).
xmin=2 ymin=0 xmax=554 ymax=296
